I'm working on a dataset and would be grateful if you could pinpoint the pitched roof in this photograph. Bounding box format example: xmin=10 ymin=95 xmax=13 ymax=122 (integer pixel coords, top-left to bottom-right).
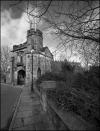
xmin=40 ymin=47 xmax=48 ymax=52
xmin=40 ymin=46 xmax=53 ymax=58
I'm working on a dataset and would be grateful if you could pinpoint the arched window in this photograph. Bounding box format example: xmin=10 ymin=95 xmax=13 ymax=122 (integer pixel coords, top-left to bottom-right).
xmin=17 ymin=56 xmax=20 ymax=63
xmin=17 ymin=55 xmax=23 ymax=63
xmin=20 ymin=55 xmax=23 ymax=63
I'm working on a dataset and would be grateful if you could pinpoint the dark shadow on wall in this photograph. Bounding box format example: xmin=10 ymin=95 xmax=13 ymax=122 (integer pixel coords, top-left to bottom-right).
xmin=37 ymin=67 xmax=41 ymax=79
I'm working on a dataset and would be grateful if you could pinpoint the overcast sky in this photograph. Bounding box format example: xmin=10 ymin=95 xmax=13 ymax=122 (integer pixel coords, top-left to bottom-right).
xmin=1 ymin=0 xmax=98 ymax=62
xmin=1 ymin=1 xmax=59 ymax=50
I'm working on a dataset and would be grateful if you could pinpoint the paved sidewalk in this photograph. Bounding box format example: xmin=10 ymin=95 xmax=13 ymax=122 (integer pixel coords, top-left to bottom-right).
xmin=9 ymin=85 xmax=54 ymax=130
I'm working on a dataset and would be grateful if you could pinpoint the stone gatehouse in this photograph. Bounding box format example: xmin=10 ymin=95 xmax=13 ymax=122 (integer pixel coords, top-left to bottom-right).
xmin=10 ymin=28 xmax=53 ymax=85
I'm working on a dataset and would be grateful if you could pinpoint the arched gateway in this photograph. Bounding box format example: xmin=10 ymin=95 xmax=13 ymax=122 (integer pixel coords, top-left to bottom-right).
xmin=17 ymin=70 xmax=25 ymax=85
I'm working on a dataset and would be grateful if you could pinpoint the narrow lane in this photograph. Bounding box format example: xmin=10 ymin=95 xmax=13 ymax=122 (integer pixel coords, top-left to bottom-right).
xmin=1 ymin=83 xmax=22 ymax=129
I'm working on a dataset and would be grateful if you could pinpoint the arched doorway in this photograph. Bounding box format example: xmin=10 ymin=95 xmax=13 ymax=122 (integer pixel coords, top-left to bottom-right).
xmin=17 ymin=70 xmax=25 ymax=85
xmin=37 ymin=68 xmax=41 ymax=79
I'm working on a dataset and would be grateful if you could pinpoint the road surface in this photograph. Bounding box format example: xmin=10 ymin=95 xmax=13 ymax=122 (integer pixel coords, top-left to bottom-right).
xmin=1 ymin=83 xmax=22 ymax=129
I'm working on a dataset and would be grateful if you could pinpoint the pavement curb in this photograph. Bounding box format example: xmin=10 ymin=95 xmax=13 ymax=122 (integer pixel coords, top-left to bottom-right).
xmin=8 ymin=87 xmax=23 ymax=131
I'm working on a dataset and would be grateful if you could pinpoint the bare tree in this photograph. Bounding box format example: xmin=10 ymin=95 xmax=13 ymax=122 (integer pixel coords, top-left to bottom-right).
xmin=1 ymin=45 xmax=11 ymax=79
xmin=9 ymin=1 xmax=99 ymax=67
xmin=42 ymin=1 xmax=100 ymax=67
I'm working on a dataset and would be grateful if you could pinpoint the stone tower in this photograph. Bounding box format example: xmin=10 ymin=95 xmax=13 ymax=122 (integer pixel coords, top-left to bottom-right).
xmin=27 ymin=28 xmax=43 ymax=51
xmin=10 ymin=27 xmax=53 ymax=86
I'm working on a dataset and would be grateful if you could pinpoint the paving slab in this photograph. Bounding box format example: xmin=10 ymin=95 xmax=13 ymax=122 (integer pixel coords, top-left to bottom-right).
xmin=9 ymin=85 xmax=54 ymax=130
xmin=16 ymin=110 xmax=33 ymax=118
xmin=18 ymin=103 xmax=40 ymax=112
xmin=12 ymin=124 xmax=36 ymax=130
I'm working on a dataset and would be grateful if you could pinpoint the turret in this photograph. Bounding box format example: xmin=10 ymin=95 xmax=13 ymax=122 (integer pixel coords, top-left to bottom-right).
xmin=27 ymin=28 xmax=43 ymax=50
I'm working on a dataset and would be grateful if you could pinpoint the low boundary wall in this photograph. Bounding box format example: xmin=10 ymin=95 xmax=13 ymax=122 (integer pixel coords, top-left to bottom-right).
xmin=35 ymin=81 xmax=98 ymax=131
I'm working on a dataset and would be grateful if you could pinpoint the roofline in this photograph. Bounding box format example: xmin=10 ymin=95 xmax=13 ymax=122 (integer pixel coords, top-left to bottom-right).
xmin=26 ymin=50 xmax=53 ymax=59
xmin=11 ymin=46 xmax=27 ymax=52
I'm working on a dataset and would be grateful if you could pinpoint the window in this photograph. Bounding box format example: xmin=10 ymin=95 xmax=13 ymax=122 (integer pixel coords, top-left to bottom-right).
xmin=21 ymin=55 xmax=23 ymax=63
xmin=17 ymin=56 xmax=20 ymax=63
xmin=17 ymin=55 xmax=23 ymax=63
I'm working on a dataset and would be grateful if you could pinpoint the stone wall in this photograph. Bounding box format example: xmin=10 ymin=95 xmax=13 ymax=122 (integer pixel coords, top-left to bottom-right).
xmin=11 ymin=49 xmax=53 ymax=85
xmin=10 ymin=28 xmax=53 ymax=85
xmin=26 ymin=53 xmax=32 ymax=85
xmin=26 ymin=52 xmax=52 ymax=85
xmin=37 ymin=81 xmax=98 ymax=131
xmin=35 ymin=81 xmax=68 ymax=130
xmin=47 ymin=102 xmax=70 ymax=130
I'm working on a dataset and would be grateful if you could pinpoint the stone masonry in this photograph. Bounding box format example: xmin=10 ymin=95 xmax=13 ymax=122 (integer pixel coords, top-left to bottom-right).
xmin=10 ymin=28 xmax=53 ymax=85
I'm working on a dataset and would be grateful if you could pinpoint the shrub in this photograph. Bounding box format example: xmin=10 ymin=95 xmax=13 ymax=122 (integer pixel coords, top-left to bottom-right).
xmin=61 ymin=60 xmax=74 ymax=73
xmin=36 ymin=71 xmax=66 ymax=91
xmin=37 ymin=64 xmax=100 ymax=127
xmin=36 ymin=72 xmax=66 ymax=83
xmin=47 ymin=65 xmax=100 ymax=126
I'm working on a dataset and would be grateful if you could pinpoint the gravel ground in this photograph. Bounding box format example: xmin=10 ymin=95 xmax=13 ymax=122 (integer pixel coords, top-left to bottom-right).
xmin=1 ymin=83 xmax=22 ymax=129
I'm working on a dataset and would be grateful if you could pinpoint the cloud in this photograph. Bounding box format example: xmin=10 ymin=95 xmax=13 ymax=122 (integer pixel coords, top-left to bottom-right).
xmin=1 ymin=9 xmax=58 ymax=50
xmin=1 ymin=10 xmax=29 ymax=49
xmin=1 ymin=9 xmax=81 ymax=62
xmin=1 ymin=1 xmax=25 ymax=19
xmin=1 ymin=8 xmax=59 ymax=60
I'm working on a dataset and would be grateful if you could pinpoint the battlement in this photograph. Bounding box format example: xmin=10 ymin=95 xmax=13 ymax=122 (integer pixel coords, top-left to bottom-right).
xmin=27 ymin=28 xmax=43 ymax=38
xmin=13 ymin=42 xmax=27 ymax=52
